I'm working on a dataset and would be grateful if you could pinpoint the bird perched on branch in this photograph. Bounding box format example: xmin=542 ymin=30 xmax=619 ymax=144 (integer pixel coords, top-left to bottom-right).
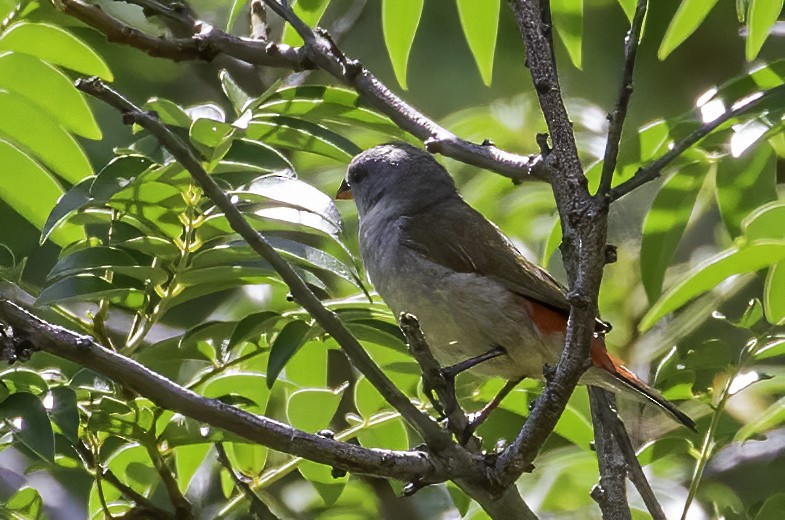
xmin=337 ymin=143 xmax=695 ymax=431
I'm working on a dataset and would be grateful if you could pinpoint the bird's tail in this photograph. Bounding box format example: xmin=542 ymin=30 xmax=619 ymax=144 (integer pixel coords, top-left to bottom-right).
xmin=586 ymin=338 xmax=697 ymax=431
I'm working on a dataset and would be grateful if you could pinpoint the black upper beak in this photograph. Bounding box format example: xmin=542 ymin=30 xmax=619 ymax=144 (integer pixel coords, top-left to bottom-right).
xmin=335 ymin=179 xmax=353 ymax=200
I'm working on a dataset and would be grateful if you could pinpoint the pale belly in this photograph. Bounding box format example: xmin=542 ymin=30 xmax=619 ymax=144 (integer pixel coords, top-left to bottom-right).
xmin=372 ymin=257 xmax=562 ymax=381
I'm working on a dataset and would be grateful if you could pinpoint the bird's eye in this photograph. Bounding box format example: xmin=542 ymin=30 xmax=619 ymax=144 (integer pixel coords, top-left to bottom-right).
xmin=348 ymin=166 xmax=368 ymax=185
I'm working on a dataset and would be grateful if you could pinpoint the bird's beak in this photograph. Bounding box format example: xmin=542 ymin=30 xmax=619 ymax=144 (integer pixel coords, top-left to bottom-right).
xmin=335 ymin=179 xmax=353 ymax=200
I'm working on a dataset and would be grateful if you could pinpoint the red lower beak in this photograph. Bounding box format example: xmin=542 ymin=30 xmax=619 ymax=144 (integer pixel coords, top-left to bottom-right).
xmin=335 ymin=179 xmax=353 ymax=200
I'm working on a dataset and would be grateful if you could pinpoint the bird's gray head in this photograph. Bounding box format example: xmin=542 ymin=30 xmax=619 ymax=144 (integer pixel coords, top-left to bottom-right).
xmin=337 ymin=143 xmax=458 ymax=218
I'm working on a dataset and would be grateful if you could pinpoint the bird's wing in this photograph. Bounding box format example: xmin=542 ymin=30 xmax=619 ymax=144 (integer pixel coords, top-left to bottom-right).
xmin=398 ymin=199 xmax=571 ymax=314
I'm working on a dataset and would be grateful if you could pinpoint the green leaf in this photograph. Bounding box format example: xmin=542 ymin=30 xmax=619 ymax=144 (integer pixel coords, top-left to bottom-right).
xmin=746 ymin=0 xmax=784 ymax=61
xmin=0 ymin=91 xmax=92 ymax=183
xmin=617 ymin=0 xmax=636 ymax=21
xmin=118 ymin=236 xmax=180 ymax=261
xmin=40 ymin=176 xmax=93 ymax=246
xmin=224 ymin=442 xmax=268 ymax=476
xmin=641 ymin=241 xmax=785 ymax=331
xmin=282 ymin=0 xmax=331 ymax=46
xmin=552 ymin=0 xmax=583 ymax=69
xmin=0 ymin=52 xmax=101 ymax=139
xmin=764 ymin=261 xmax=785 ymax=324
xmin=735 ymin=395 xmax=785 ymax=441
xmin=0 ymin=22 xmax=112 ymax=79
xmin=382 ymin=0 xmax=424 ymax=89
xmin=220 ymin=70 xmax=252 ymax=114
xmin=0 ymin=139 xmax=83 ymax=247
xmin=658 ymin=0 xmax=721 ymax=60
xmin=49 ymin=386 xmax=79 ymax=444
xmin=201 ymin=373 xmax=270 ymax=412
xmin=246 ymin=115 xmax=361 ymax=161
xmin=742 ymin=201 xmax=785 ymax=240
xmin=257 ymin=85 xmax=402 ymax=136
xmin=641 ymin=162 xmax=710 ymax=302
xmin=5 ymin=487 xmax=42 ymax=516
xmin=456 ymin=0 xmax=500 ymax=85
xmin=47 ymin=246 xmax=164 ymax=284
xmin=716 ymin=143 xmax=777 ymax=237
xmin=37 ymin=274 xmax=145 ymax=308
xmin=90 ymin=155 xmax=155 ymax=201
xmin=190 ymin=118 xmax=235 ymax=166
xmin=174 ymin=443 xmax=210 ymax=493
xmin=755 ymin=493 xmax=785 ymax=520
xmin=356 ymin=416 xmax=408 ymax=451
xmin=229 ymin=311 xmax=281 ymax=348
xmin=267 ymin=320 xmax=314 ymax=387
xmin=636 ymin=437 xmax=693 ymax=465
xmin=0 ymin=392 xmax=55 ymax=461
xmin=286 ymin=386 xmax=344 ymax=431
xmin=142 ymin=97 xmax=192 ymax=128
xmin=221 ymin=139 xmax=294 ymax=173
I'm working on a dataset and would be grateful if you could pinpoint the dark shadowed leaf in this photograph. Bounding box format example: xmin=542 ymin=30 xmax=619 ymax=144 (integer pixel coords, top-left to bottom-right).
xmin=0 ymin=392 xmax=54 ymax=461
xmin=716 ymin=143 xmax=776 ymax=237
xmin=267 ymin=320 xmax=314 ymax=387
xmin=246 ymin=114 xmax=361 ymax=161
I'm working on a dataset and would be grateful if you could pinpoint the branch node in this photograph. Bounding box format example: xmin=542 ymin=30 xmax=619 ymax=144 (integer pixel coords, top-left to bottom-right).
xmin=590 ymin=483 xmax=606 ymax=502
xmin=566 ymin=290 xmax=591 ymax=309
xmin=534 ymin=79 xmax=552 ymax=94
xmin=317 ymin=429 xmax=335 ymax=439
xmin=330 ymin=467 xmax=348 ymax=479
xmin=535 ymin=133 xmax=551 ymax=155
xmin=604 ymin=244 xmax=618 ymax=265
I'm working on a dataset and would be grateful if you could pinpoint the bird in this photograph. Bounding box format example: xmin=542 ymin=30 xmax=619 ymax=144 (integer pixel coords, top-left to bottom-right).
xmin=336 ymin=142 xmax=696 ymax=431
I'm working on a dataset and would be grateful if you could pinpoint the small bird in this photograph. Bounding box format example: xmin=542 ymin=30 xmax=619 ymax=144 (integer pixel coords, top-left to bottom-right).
xmin=337 ymin=143 xmax=695 ymax=431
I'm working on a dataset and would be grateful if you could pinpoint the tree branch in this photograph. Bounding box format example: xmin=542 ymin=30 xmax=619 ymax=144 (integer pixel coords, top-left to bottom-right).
xmin=495 ymin=0 xmax=607 ymax=490
xmin=58 ymin=0 xmax=542 ymax=181
xmin=0 ymin=299 xmax=457 ymax=482
xmin=591 ymin=389 xmax=667 ymax=520
xmin=589 ymin=387 xmax=632 ymax=520
xmin=399 ymin=313 xmax=481 ymax=452
xmin=597 ymin=0 xmax=648 ymax=196
xmin=609 ymin=83 xmax=785 ymax=201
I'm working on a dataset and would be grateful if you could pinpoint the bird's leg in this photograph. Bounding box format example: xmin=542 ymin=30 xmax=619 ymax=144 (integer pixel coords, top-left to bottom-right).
xmin=439 ymin=345 xmax=507 ymax=417
xmin=466 ymin=377 xmax=524 ymax=435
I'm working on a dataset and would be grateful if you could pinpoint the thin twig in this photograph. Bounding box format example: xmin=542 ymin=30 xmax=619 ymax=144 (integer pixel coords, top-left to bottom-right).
xmin=74 ymin=78 xmax=457 ymax=453
xmin=609 ymin=83 xmax=785 ymax=201
xmin=399 ymin=314 xmax=481 ymax=451
xmin=589 ymin=388 xmax=632 ymax=520
xmin=0 ymin=299 xmax=455 ymax=482
xmin=591 ymin=390 xmax=667 ymax=520
xmin=597 ymin=0 xmax=648 ymax=196
xmin=144 ymin=440 xmax=194 ymax=519
xmin=216 ymin=443 xmax=279 ymax=520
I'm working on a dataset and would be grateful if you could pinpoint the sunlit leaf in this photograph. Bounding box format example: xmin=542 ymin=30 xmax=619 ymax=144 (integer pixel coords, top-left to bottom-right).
xmin=40 ymin=176 xmax=92 ymax=245
xmin=0 ymin=92 xmax=92 ymax=183
xmin=0 ymin=140 xmax=84 ymax=247
xmin=0 ymin=22 xmax=113 ymax=79
xmin=746 ymin=0 xmax=784 ymax=61
xmin=246 ymin=115 xmax=360 ymax=161
xmin=282 ymin=0 xmax=331 ymax=46
xmin=552 ymin=0 xmax=583 ymax=69
xmin=641 ymin=241 xmax=785 ymax=331
xmin=382 ymin=0 xmax=424 ymax=89
xmin=0 ymin=52 xmax=100 ymax=139
xmin=658 ymin=0 xmax=720 ymax=60
xmin=764 ymin=262 xmax=785 ymax=324
xmin=456 ymin=0 xmax=500 ymax=85
xmin=735 ymin=395 xmax=785 ymax=441
xmin=286 ymin=386 xmax=345 ymax=432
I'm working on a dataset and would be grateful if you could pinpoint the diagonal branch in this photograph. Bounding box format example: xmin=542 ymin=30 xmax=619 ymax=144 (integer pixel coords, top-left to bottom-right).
xmin=597 ymin=0 xmax=648 ymax=196
xmin=74 ymin=77 xmax=456 ymax=453
xmin=0 ymin=299 xmax=458 ymax=482
xmin=58 ymin=0 xmax=542 ymax=182
xmin=609 ymin=83 xmax=785 ymax=201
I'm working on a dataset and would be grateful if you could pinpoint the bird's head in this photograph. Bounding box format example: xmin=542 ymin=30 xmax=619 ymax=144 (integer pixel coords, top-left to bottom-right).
xmin=336 ymin=143 xmax=458 ymax=218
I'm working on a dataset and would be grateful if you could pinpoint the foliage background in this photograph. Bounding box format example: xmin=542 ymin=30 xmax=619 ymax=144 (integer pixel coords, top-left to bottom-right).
xmin=0 ymin=0 xmax=784 ymax=519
